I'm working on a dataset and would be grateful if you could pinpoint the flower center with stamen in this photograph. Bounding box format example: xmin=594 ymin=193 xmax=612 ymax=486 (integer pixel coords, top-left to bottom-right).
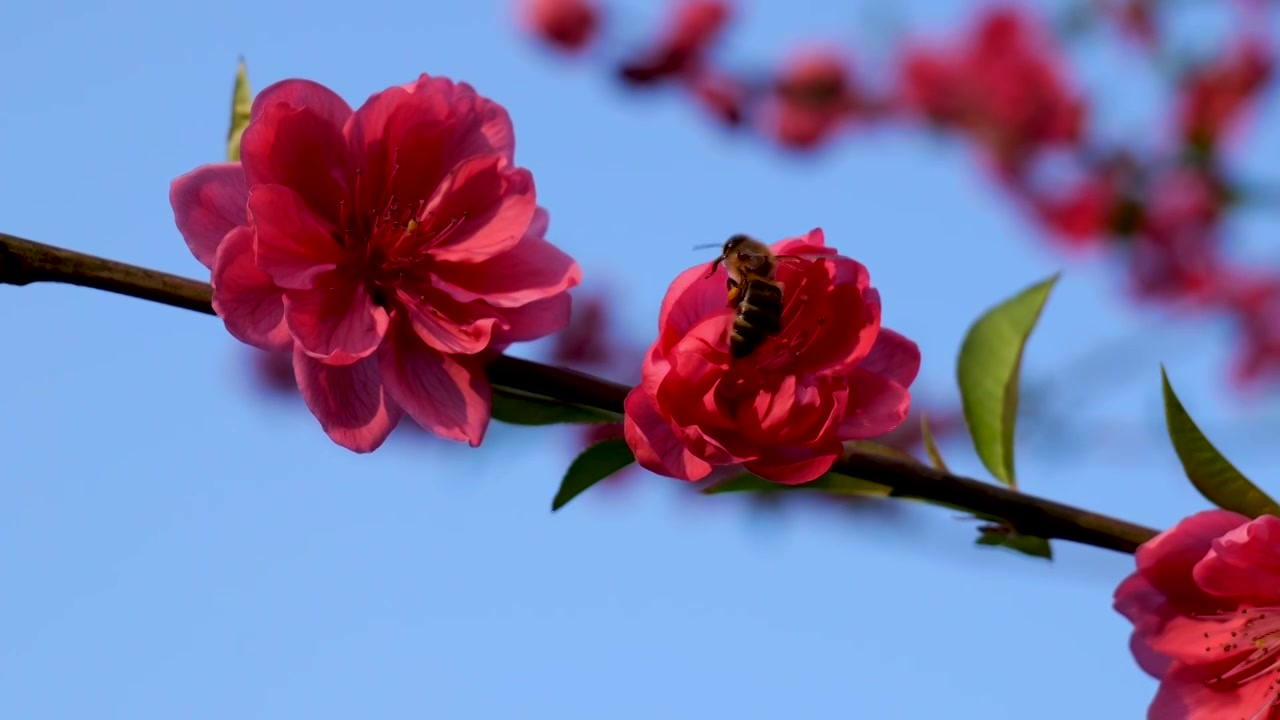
xmin=1199 ymin=605 xmax=1280 ymax=717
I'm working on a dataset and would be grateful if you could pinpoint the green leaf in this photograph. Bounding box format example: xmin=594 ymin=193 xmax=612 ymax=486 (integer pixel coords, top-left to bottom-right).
xmin=226 ymin=58 xmax=252 ymax=162
xmin=956 ymin=274 xmax=1059 ymax=488
xmin=1161 ymin=367 xmax=1280 ymax=517
xmin=552 ymin=438 xmax=635 ymax=511
xmin=490 ymin=387 xmax=621 ymax=426
xmin=702 ymin=471 xmax=892 ymax=497
xmin=920 ymin=413 xmax=949 ymax=472
xmin=976 ymin=526 xmax=1053 ymax=560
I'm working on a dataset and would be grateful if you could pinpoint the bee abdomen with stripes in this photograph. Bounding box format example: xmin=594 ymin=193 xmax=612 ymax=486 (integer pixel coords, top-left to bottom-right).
xmin=729 ymin=278 xmax=785 ymax=358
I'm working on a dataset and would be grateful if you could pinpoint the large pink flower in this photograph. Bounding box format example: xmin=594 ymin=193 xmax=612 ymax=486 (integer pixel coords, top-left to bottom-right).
xmin=1114 ymin=509 xmax=1280 ymax=719
xmin=623 ymin=229 xmax=920 ymax=485
xmin=170 ymin=75 xmax=581 ymax=452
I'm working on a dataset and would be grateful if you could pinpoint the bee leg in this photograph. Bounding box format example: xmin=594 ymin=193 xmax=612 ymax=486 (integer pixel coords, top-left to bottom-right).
xmin=726 ymin=277 xmax=742 ymax=308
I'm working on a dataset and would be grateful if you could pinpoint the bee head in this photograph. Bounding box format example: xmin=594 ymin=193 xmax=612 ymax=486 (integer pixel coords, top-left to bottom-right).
xmin=703 ymin=234 xmax=753 ymax=279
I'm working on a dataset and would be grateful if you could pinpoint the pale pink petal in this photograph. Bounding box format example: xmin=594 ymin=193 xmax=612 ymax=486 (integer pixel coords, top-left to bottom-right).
xmin=169 ymin=163 xmax=249 ymax=269
xmin=293 ymin=348 xmax=402 ymax=453
xmin=1147 ymin=661 xmax=1275 ymax=720
xmin=744 ymin=443 xmax=842 ymax=485
xmin=421 ymin=157 xmax=537 ymax=262
xmin=249 ymin=78 xmax=354 ymax=127
xmin=623 ymin=387 xmax=712 ymax=481
xmin=857 ymin=328 xmax=922 ymax=388
xmin=284 ymin=281 xmax=389 ymax=366
xmin=432 ymin=235 xmax=582 ymax=307
xmin=249 ymin=185 xmax=348 ymax=290
xmin=241 ymin=95 xmax=350 ymax=226
xmin=211 ymin=226 xmax=290 ymax=351
xmin=490 ymin=293 xmax=573 ymax=344
xmin=835 ymin=368 xmax=912 ymax=439
xmin=1193 ymin=515 xmax=1280 ymax=601
xmin=1137 ymin=510 xmax=1250 ymax=611
xmin=379 ymin=320 xmax=491 ymax=446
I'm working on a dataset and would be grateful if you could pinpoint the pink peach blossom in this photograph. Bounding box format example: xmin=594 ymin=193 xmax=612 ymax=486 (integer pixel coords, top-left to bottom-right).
xmin=171 ymin=75 xmax=581 ymax=452
xmin=520 ymin=0 xmax=600 ymax=53
xmin=1114 ymin=509 xmax=1280 ymax=719
xmin=623 ymin=228 xmax=920 ymax=485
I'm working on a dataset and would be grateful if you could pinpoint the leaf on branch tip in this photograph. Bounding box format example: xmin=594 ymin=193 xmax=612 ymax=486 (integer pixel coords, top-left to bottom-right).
xmin=1161 ymin=367 xmax=1280 ymax=518
xmin=552 ymin=438 xmax=635 ymax=511
xmin=227 ymin=59 xmax=252 ymax=162
xmin=491 ymin=387 xmax=622 ymax=426
xmin=975 ymin=522 xmax=1053 ymax=560
xmin=956 ymin=274 xmax=1059 ymax=488
xmin=920 ymin=413 xmax=949 ymax=472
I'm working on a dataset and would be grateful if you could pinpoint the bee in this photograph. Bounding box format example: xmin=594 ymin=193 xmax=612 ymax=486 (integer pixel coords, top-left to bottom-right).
xmin=700 ymin=234 xmax=790 ymax=359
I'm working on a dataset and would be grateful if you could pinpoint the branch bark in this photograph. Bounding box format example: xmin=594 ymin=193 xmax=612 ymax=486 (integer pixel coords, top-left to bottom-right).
xmin=0 ymin=231 xmax=1160 ymax=554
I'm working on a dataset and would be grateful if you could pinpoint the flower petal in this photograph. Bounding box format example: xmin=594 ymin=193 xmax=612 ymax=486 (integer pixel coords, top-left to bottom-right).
xmin=293 ymin=348 xmax=402 ymax=453
xmin=1147 ymin=660 xmax=1275 ymax=720
xmin=284 ymin=280 xmax=389 ymax=366
xmin=772 ymin=227 xmax=835 ymax=257
xmin=169 ymin=163 xmax=249 ymax=269
xmin=623 ymin=387 xmax=712 ymax=481
xmin=397 ymin=284 xmax=498 ymax=355
xmin=1137 ymin=510 xmax=1250 ymax=613
xmin=857 ymin=328 xmax=922 ymax=388
xmin=249 ymin=78 xmax=354 ymax=127
xmin=490 ymin=293 xmax=574 ymax=344
xmin=420 ymin=156 xmax=537 ymax=263
xmin=211 ymin=226 xmax=290 ymax=351
xmin=657 ymin=263 xmax=731 ymax=352
xmin=401 ymin=74 xmax=515 ymax=160
xmin=345 ymin=84 xmax=451 ymax=223
xmin=1193 ymin=515 xmax=1280 ymax=602
xmin=379 ymin=320 xmax=491 ymax=446
xmin=744 ymin=443 xmax=842 ymax=485
xmin=249 ymin=184 xmax=348 ymax=290
xmin=836 ymin=368 xmax=912 ymax=439
xmin=432 ymin=234 xmax=582 ymax=307
xmin=241 ymin=87 xmax=351 ymax=227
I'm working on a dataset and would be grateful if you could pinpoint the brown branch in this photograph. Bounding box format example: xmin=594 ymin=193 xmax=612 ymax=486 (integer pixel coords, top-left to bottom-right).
xmin=0 ymin=231 xmax=1161 ymax=554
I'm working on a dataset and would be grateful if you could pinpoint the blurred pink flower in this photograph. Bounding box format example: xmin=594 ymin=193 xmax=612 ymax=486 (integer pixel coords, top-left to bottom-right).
xmin=171 ymin=75 xmax=581 ymax=452
xmin=519 ymin=0 xmax=600 ymax=53
xmin=764 ymin=48 xmax=859 ymax=150
xmin=898 ymin=7 xmax=1085 ymax=177
xmin=1114 ymin=510 xmax=1280 ymax=719
xmin=619 ymin=0 xmax=731 ymax=85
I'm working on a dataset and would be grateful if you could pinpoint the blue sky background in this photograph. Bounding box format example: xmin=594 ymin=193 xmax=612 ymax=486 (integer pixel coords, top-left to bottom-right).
xmin=2 ymin=0 xmax=1279 ymax=717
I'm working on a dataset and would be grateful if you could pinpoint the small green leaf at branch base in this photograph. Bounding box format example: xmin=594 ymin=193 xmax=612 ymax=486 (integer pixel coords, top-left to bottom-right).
xmin=956 ymin=274 xmax=1059 ymax=488
xmin=552 ymin=438 xmax=635 ymax=511
xmin=702 ymin=471 xmax=892 ymax=497
xmin=1161 ymin=367 xmax=1280 ymax=518
xmin=227 ymin=59 xmax=252 ymax=162
xmin=976 ymin=522 xmax=1053 ymax=560
xmin=920 ymin=413 xmax=949 ymax=472
xmin=491 ymin=387 xmax=622 ymax=426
